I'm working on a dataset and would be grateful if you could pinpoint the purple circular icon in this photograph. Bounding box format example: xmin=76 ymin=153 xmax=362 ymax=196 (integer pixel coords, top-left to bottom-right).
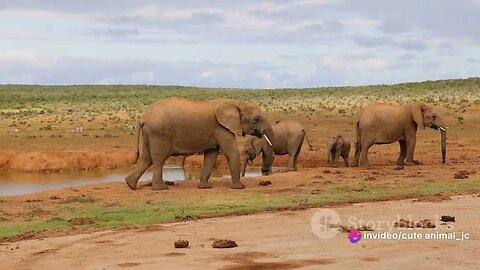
xmin=348 ymin=229 xmax=362 ymax=243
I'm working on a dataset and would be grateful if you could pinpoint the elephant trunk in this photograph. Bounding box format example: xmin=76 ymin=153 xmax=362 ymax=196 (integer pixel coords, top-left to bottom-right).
xmin=440 ymin=128 xmax=446 ymax=164
xmin=241 ymin=153 xmax=249 ymax=177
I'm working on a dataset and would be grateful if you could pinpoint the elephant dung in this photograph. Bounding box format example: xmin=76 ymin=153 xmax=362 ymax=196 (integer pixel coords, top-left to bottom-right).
xmin=259 ymin=180 xmax=272 ymax=186
xmin=416 ymin=219 xmax=436 ymax=228
xmin=174 ymin=240 xmax=189 ymax=248
xmin=212 ymin=239 xmax=237 ymax=248
xmin=440 ymin=215 xmax=455 ymax=222
xmin=454 ymin=171 xmax=470 ymax=179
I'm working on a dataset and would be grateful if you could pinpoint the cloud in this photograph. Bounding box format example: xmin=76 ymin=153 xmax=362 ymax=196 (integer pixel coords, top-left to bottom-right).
xmin=0 ymin=51 xmax=296 ymax=87
xmin=466 ymin=57 xmax=480 ymax=63
xmin=322 ymin=55 xmax=389 ymax=70
xmin=1 ymin=1 xmax=479 ymax=87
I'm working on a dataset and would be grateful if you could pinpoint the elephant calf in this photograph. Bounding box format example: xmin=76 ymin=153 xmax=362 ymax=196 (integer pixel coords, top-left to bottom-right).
xmin=327 ymin=135 xmax=351 ymax=167
xmin=241 ymin=120 xmax=312 ymax=176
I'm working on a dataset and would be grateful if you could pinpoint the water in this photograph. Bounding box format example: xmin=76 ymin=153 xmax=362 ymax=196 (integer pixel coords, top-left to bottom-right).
xmin=0 ymin=166 xmax=262 ymax=196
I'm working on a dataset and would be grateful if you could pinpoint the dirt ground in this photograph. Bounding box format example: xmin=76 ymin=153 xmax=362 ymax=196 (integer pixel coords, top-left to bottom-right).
xmin=1 ymin=195 xmax=478 ymax=270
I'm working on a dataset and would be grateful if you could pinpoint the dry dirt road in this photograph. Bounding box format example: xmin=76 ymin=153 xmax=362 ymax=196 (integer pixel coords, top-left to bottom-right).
xmin=1 ymin=195 xmax=478 ymax=270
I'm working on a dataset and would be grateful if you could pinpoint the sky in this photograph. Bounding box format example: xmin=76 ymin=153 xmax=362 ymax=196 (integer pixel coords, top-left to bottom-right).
xmin=0 ymin=0 xmax=479 ymax=88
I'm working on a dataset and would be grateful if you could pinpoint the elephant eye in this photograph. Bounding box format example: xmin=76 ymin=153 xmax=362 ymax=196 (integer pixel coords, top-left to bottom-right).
xmin=253 ymin=116 xmax=259 ymax=122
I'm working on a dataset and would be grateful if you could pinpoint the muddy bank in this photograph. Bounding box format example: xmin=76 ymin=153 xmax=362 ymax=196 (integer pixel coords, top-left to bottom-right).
xmin=0 ymin=150 xmax=326 ymax=173
xmin=0 ymin=151 xmax=136 ymax=172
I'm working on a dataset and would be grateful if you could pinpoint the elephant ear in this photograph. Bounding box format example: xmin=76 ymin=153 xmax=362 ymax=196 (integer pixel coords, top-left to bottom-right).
xmin=215 ymin=103 xmax=242 ymax=136
xmin=412 ymin=103 xmax=427 ymax=129
xmin=335 ymin=136 xmax=344 ymax=151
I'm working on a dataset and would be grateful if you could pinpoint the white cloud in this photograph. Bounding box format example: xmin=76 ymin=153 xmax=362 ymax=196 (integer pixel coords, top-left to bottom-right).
xmin=0 ymin=50 xmax=57 ymax=69
xmin=322 ymin=55 xmax=389 ymax=70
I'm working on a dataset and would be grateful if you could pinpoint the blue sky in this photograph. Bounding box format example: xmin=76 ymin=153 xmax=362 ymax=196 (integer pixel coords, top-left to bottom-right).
xmin=0 ymin=0 xmax=479 ymax=88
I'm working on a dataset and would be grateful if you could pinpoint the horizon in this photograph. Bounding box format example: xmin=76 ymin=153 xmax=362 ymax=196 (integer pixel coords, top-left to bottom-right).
xmin=1 ymin=1 xmax=479 ymax=88
xmin=1 ymin=76 xmax=478 ymax=90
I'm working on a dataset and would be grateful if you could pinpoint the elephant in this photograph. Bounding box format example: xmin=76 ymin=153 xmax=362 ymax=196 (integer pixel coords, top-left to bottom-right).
xmin=353 ymin=103 xmax=446 ymax=167
xmin=125 ymin=97 xmax=274 ymax=190
xmin=327 ymin=135 xmax=350 ymax=167
xmin=240 ymin=120 xmax=312 ymax=176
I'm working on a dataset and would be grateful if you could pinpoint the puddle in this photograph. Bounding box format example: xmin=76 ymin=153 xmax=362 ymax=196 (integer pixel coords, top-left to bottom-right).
xmin=0 ymin=166 xmax=263 ymax=196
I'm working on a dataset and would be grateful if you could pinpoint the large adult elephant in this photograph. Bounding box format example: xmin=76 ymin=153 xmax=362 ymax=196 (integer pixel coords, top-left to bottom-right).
xmin=125 ymin=97 xmax=274 ymax=190
xmin=353 ymin=103 xmax=446 ymax=167
xmin=241 ymin=120 xmax=312 ymax=176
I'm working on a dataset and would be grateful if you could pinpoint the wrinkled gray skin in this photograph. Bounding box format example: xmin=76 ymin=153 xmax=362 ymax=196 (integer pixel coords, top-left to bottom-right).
xmin=327 ymin=135 xmax=351 ymax=167
xmin=125 ymin=97 xmax=274 ymax=190
xmin=241 ymin=120 xmax=311 ymax=176
xmin=353 ymin=103 xmax=446 ymax=167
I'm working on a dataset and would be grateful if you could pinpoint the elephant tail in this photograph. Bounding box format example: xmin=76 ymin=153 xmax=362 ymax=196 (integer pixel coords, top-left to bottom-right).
xmin=133 ymin=122 xmax=144 ymax=164
xmin=302 ymin=130 xmax=313 ymax=151
xmin=355 ymin=121 xmax=361 ymax=142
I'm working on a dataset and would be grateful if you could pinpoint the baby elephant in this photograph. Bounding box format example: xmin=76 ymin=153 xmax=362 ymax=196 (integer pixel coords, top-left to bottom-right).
xmin=241 ymin=120 xmax=312 ymax=176
xmin=327 ymin=135 xmax=351 ymax=167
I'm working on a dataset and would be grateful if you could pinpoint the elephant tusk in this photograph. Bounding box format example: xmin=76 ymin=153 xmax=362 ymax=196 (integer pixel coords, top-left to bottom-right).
xmin=439 ymin=127 xmax=446 ymax=132
xmin=264 ymin=135 xmax=273 ymax=146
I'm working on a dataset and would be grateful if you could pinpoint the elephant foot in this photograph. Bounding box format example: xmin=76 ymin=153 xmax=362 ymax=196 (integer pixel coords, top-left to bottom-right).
xmin=152 ymin=181 xmax=169 ymax=190
xmin=125 ymin=175 xmax=138 ymax=190
xmin=404 ymin=161 xmax=415 ymax=166
xmin=231 ymin=181 xmax=245 ymax=189
xmin=198 ymin=182 xmax=213 ymax=189
xmin=396 ymin=160 xmax=405 ymax=165
xmin=332 ymin=164 xmax=338 ymax=168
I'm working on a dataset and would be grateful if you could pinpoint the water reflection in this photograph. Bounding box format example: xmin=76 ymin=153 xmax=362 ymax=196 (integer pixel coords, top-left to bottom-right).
xmin=0 ymin=166 xmax=262 ymax=196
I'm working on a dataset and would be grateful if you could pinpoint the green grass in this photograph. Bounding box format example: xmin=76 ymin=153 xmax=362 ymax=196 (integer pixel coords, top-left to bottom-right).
xmin=1 ymin=178 xmax=478 ymax=240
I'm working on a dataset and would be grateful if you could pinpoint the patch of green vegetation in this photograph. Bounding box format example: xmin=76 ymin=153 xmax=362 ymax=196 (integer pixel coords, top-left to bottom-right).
xmin=0 ymin=178 xmax=478 ymax=240
xmin=61 ymin=195 xmax=97 ymax=204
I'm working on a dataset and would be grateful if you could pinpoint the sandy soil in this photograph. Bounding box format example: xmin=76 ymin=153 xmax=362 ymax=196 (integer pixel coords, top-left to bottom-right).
xmin=1 ymin=195 xmax=478 ymax=270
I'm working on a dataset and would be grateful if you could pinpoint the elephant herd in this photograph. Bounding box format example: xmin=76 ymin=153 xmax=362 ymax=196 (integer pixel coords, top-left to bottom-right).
xmin=125 ymin=97 xmax=447 ymax=190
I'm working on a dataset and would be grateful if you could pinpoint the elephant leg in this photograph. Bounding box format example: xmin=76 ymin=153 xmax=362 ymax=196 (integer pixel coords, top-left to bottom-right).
xmin=396 ymin=140 xmax=407 ymax=165
xmin=405 ymin=136 xmax=417 ymax=166
xmin=359 ymin=140 xmax=373 ymax=167
xmin=198 ymin=149 xmax=219 ymax=189
xmin=149 ymin=138 xmax=171 ymax=190
xmin=287 ymin=153 xmax=295 ymax=171
xmin=125 ymin=135 xmax=152 ymax=190
xmin=292 ymin=146 xmax=302 ymax=171
xmin=353 ymin=141 xmax=361 ymax=167
xmin=333 ymin=149 xmax=341 ymax=167
xmin=343 ymin=155 xmax=349 ymax=167
xmin=218 ymin=138 xmax=245 ymax=189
